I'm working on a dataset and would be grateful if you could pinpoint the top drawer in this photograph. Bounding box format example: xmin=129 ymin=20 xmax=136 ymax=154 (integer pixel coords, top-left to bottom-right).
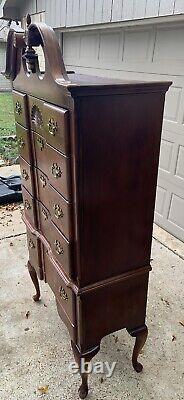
xmin=12 ymin=90 xmax=28 ymax=128
xmin=28 ymin=96 xmax=69 ymax=155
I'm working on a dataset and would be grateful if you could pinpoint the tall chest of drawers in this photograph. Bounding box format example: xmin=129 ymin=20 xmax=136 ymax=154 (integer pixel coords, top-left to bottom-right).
xmin=6 ymin=20 xmax=171 ymax=398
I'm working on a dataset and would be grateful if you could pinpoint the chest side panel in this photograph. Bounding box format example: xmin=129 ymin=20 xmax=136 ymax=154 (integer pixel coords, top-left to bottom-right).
xmin=75 ymin=92 xmax=166 ymax=286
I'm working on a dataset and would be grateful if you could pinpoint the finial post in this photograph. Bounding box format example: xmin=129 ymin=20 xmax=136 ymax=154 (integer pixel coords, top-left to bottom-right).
xmin=26 ymin=14 xmax=31 ymax=27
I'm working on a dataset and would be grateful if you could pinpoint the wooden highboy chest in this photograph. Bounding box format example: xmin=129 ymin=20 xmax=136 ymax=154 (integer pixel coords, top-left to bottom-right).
xmin=5 ymin=18 xmax=171 ymax=398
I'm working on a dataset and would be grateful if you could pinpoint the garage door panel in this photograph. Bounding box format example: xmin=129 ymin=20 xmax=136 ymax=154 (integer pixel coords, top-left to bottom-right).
xmin=158 ymin=170 xmax=183 ymax=190
xmin=99 ymin=32 xmax=122 ymax=64
xmin=80 ymin=33 xmax=99 ymax=62
xmin=155 ymin=179 xmax=184 ymax=241
xmin=123 ymin=29 xmax=152 ymax=62
xmin=175 ymin=145 xmax=184 ymax=179
xmin=155 ymin=186 xmax=167 ymax=216
xmin=64 ymin=33 xmax=80 ymax=64
xmin=163 ymin=120 xmax=184 ymax=136
xmin=156 ymin=214 xmax=184 ymax=241
xmin=169 ymin=193 xmax=184 ymax=230
xmin=153 ymin=26 xmax=184 ymax=62
xmin=164 ymin=86 xmax=182 ymax=122
xmin=159 ymin=130 xmax=184 ymax=180
xmin=159 ymin=138 xmax=174 ymax=173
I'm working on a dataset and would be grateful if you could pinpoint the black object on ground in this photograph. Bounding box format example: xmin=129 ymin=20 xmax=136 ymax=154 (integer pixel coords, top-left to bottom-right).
xmin=0 ymin=175 xmax=22 ymax=205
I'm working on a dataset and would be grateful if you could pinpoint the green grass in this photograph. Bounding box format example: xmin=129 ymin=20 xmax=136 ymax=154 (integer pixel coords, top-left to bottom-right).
xmin=0 ymin=93 xmax=18 ymax=164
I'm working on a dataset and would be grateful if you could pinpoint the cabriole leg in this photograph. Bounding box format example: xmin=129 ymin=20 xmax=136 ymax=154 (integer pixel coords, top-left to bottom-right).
xmin=27 ymin=261 xmax=41 ymax=302
xmin=127 ymin=325 xmax=148 ymax=373
xmin=71 ymin=341 xmax=100 ymax=399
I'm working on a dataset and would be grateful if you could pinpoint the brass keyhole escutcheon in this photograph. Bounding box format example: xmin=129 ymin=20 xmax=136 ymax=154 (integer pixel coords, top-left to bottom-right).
xmin=41 ymin=208 xmax=48 ymax=221
xmin=51 ymin=163 xmax=62 ymax=179
xmin=54 ymin=239 xmax=64 ymax=255
xmin=47 ymin=118 xmax=58 ymax=136
xmin=53 ymin=204 xmax=64 ymax=219
xmin=22 ymin=169 xmax=29 ymax=181
xmin=60 ymin=286 xmax=68 ymax=302
xmin=40 ymin=175 xmax=47 ymax=188
xmin=24 ymin=200 xmax=31 ymax=210
xmin=15 ymin=101 xmax=22 ymax=115
xmin=18 ymin=137 xmax=25 ymax=148
xmin=37 ymin=137 xmax=44 ymax=151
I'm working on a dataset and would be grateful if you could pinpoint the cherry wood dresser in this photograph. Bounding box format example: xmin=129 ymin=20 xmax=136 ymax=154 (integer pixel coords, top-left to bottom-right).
xmin=6 ymin=19 xmax=171 ymax=399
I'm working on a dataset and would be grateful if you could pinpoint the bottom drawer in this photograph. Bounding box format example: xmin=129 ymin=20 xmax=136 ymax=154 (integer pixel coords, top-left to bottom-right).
xmin=27 ymin=228 xmax=43 ymax=280
xmin=43 ymin=249 xmax=76 ymax=339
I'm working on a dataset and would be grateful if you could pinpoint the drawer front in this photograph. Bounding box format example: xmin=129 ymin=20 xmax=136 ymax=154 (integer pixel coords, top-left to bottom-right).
xmin=13 ymin=90 xmax=28 ymax=127
xmin=22 ymin=186 xmax=37 ymax=227
xmin=34 ymin=132 xmax=70 ymax=200
xmin=43 ymin=249 xmax=75 ymax=325
xmin=37 ymin=202 xmax=72 ymax=277
xmin=43 ymin=102 xmax=69 ymax=155
xmin=20 ymin=157 xmax=34 ymax=195
xmin=36 ymin=168 xmax=72 ymax=240
xmin=16 ymin=123 xmax=32 ymax=163
xmin=26 ymin=228 xmax=43 ymax=279
xmin=56 ymin=298 xmax=76 ymax=342
xmin=37 ymin=201 xmax=50 ymax=238
xmin=48 ymin=184 xmax=72 ymax=241
xmin=35 ymin=168 xmax=48 ymax=205
xmin=29 ymin=96 xmax=69 ymax=155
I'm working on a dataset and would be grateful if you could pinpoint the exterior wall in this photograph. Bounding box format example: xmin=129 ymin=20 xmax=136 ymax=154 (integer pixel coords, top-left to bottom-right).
xmin=0 ymin=42 xmax=11 ymax=90
xmin=63 ymin=23 xmax=184 ymax=241
xmin=21 ymin=0 xmax=46 ymax=15
xmin=0 ymin=20 xmax=11 ymax=91
xmin=12 ymin=0 xmax=184 ymax=29
xmin=47 ymin=0 xmax=184 ymax=27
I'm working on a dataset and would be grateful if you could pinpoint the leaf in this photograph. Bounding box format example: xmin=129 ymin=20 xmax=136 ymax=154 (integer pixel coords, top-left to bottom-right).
xmin=179 ymin=321 xmax=184 ymax=327
xmin=38 ymin=385 xmax=49 ymax=394
xmin=172 ymin=335 xmax=176 ymax=342
xmin=25 ymin=311 xmax=30 ymax=319
xmin=161 ymin=297 xmax=170 ymax=306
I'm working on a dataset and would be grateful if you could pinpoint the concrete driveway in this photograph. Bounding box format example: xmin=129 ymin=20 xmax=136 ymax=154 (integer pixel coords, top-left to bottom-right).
xmin=0 ymin=168 xmax=183 ymax=399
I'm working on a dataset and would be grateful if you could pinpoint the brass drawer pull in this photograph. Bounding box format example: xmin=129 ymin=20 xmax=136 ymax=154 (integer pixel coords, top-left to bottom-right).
xmin=54 ymin=239 xmax=64 ymax=255
xmin=18 ymin=137 xmax=25 ymax=148
xmin=15 ymin=101 xmax=22 ymax=115
xmin=37 ymin=137 xmax=44 ymax=151
xmin=29 ymin=239 xmax=35 ymax=249
xmin=40 ymin=175 xmax=47 ymax=188
xmin=41 ymin=208 xmax=48 ymax=220
xmin=22 ymin=169 xmax=29 ymax=181
xmin=60 ymin=286 xmax=68 ymax=302
xmin=24 ymin=199 xmax=31 ymax=210
xmin=51 ymin=163 xmax=62 ymax=179
xmin=53 ymin=204 xmax=64 ymax=219
xmin=47 ymin=118 xmax=58 ymax=136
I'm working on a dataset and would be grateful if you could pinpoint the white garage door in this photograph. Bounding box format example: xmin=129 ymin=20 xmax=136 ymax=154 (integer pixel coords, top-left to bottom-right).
xmin=63 ymin=22 xmax=184 ymax=242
